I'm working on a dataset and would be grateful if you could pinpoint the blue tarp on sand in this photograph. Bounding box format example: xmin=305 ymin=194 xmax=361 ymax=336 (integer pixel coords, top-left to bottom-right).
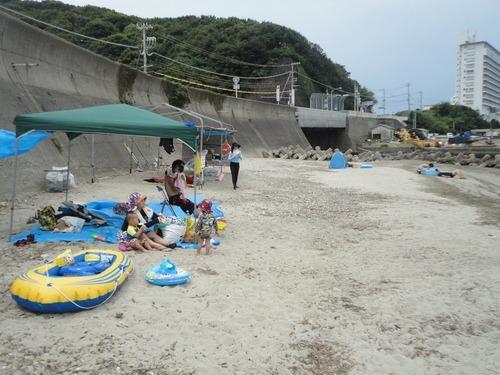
xmin=10 ymin=196 xmax=223 ymax=245
xmin=0 ymin=129 xmax=50 ymax=160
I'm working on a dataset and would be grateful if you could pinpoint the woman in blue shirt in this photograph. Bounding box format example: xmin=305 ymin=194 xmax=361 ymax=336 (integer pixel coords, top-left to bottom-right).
xmin=228 ymin=142 xmax=242 ymax=189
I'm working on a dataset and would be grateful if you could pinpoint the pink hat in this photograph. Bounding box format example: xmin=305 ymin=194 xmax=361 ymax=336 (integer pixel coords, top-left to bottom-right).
xmin=198 ymin=199 xmax=212 ymax=213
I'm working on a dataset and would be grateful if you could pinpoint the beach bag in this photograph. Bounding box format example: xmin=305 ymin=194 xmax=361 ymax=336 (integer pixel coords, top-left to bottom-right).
xmin=36 ymin=206 xmax=57 ymax=231
xmin=184 ymin=217 xmax=196 ymax=243
xmin=161 ymin=224 xmax=186 ymax=244
xmin=46 ymin=167 xmax=76 ymax=192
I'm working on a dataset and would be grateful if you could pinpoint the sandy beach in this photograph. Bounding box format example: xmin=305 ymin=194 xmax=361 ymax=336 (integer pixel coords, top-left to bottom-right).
xmin=0 ymin=158 xmax=499 ymax=374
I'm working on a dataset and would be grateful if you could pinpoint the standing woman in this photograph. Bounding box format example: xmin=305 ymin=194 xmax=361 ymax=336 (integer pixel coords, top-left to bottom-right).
xmin=228 ymin=142 xmax=242 ymax=190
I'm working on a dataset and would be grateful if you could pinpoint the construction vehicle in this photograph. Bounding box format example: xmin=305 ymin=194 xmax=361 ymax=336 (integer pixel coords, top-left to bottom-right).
xmin=395 ymin=128 xmax=441 ymax=148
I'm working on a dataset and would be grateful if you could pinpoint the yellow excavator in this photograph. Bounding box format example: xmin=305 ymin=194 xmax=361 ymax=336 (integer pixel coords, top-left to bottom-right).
xmin=395 ymin=128 xmax=441 ymax=148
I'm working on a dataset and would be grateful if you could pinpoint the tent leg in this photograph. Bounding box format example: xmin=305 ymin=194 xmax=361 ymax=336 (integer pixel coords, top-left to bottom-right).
xmin=193 ymin=151 xmax=197 ymax=209
xmin=8 ymin=137 xmax=19 ymax=240
xmin=91 ymin=134 xmax=95 ymax=183
xmin=65 ymin=136 xmax=72 ymax=202
xmin=129 ymin=138 xmax=134 ymax=174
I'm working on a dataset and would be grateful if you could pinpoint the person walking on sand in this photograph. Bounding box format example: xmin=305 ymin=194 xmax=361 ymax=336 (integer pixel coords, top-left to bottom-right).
xmin=228 ymin=142 xmax=243 ymax=190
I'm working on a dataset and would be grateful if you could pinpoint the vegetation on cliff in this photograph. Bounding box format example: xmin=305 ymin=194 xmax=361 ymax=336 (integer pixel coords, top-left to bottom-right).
xmin=1 ymin=0 xmax=374 ymax=107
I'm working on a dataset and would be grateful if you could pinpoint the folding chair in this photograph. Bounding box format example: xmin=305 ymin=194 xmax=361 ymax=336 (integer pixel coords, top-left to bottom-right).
xmin=156 ymin=185 xmax=177 ymax=217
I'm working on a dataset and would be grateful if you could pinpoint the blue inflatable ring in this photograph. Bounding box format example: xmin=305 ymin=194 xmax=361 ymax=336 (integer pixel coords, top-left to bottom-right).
xmin=145 ymin=259 xmax=190 ymax=286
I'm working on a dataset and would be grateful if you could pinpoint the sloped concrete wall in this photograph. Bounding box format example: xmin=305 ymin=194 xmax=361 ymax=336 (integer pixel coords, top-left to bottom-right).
xmin=0 ymin=11 xmax=310 ymax=199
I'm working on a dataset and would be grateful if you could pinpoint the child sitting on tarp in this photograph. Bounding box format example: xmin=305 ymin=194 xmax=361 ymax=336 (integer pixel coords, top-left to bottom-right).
xmin=164 ymin=159 xmax=195 ymax=214
xmin=119 ymin=212 xmax=169 ymax=252
xmin=195 ymin=199 xmax=218 ymax=255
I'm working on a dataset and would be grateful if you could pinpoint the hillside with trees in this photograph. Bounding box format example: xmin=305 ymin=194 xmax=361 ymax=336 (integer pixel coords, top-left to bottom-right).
xmin=401 ymin=103 xmax=499 ymax=133
xmin=0 ymin=0 xmax=374 ymax=108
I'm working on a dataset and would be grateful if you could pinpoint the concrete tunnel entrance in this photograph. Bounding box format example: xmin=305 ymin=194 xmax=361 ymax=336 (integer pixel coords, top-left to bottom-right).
xmin=301 ymin=127 xmax=346 ymax=150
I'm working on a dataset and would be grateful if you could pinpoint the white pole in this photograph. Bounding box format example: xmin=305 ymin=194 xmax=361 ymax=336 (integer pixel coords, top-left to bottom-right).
xmin=91 ymin=134 xmax=95 ymax=183
xmin=8 ymin=136 xmax=19 ymax=239
xmin=65 ymin=136 xmax=72 ymax=202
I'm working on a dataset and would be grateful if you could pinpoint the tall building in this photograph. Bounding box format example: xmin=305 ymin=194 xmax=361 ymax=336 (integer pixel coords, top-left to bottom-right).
xmin=453 ymin=32 xmax=500 ymax=120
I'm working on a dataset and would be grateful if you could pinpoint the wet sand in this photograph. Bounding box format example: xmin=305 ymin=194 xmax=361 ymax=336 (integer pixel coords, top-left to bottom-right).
xmin=0 ymin=159 xmax=499 ymax=374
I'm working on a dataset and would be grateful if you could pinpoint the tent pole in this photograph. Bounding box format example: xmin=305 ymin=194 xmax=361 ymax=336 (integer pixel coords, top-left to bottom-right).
xmin=8 ymin=137 xmax=19 ymax=240
xmin=200 ymin=118 xmax=204 ymax=190
xmin=65 ymin=136 xmax=72 ymax=202
xmin=91 ymin=134 xmax=95 ymax=183
xmin=129 ymin=137 xmax=134 ymax=174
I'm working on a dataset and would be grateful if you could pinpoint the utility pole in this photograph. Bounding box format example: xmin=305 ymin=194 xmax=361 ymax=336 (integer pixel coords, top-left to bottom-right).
xmin=406 ymin=82 xmax=411 ymax=112
xmin=232 ymin=77 xmax=240 ymax=98
xmin=289 ymin=62 xmax=300 ymax=107
xmin=380 ymin=88 xmax=386 ymax=115
xmin=137 ymin=22 xmax=155 ymax=73
xmin=418 ymin=91 xmax=423 ymax=109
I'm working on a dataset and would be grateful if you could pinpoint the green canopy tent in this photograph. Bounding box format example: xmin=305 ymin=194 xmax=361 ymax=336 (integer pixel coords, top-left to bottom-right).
xmin=9 ymin=104 xmax=199 ymax=237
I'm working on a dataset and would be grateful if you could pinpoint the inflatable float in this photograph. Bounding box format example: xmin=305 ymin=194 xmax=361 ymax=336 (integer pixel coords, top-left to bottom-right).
xmin=11 ymin=249 xmax=133 ymax=313
xmin=145 ymin=259 xmax=190 ymax=286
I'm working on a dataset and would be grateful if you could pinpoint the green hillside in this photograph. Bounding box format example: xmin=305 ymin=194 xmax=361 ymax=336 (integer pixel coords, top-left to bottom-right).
xmin=0 ymin=0 xmax=374 ymax=108
xmin=400 ymin=103 xmax=500 ymax=133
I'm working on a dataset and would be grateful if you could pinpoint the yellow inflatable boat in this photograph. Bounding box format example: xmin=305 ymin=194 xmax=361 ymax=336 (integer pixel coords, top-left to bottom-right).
xmin=11 ymin=249 xmax=133 ymax=313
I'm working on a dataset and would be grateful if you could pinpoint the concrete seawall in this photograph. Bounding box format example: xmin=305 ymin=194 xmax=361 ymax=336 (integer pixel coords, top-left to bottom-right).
xmin=0 ymin=11 xmax=310 ymax=199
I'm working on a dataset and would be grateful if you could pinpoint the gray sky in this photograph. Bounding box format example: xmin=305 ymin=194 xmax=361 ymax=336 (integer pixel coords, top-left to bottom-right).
xmin=64 ymin=0 xmax=500 ymax=113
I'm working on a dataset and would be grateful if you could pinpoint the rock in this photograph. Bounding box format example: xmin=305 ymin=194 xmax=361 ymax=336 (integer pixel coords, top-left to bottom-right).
xmin=115 ymin=312 xmax=123 ymax=319
xmin=314 ymin=146 xmax=321 ymax=151
xmin=352 ymin=155 xmax=360 ymax=162
xmin=427 ymin=153 xmax=437 ymax=161
xmin=373 ymin=151 xmax=382 ymax=161
xmin=481 ymin=154 xmax=491 ymax=162
xmin=396 ymin=151 xmax=404 ymax=159
xmin=262 ymin=151 xmax=271 ymax=158
xmin=495 ymin=155 xmax=500 ymax=168
xmin=484 ymin=160 xmax=497 ymax=168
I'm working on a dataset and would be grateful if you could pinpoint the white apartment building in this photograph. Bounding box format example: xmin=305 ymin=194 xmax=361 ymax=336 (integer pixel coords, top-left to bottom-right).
xmin=453 ymin=35 xmax=500 ymax=121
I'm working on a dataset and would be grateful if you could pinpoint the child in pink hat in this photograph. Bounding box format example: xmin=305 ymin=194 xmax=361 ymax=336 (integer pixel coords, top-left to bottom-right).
xmin=195 ymin=199 xmax=218 ymax=255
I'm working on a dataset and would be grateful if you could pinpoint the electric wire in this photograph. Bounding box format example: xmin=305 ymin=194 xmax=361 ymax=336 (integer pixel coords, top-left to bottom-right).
xmin=0 ymin=4 xmax=138 ymax=49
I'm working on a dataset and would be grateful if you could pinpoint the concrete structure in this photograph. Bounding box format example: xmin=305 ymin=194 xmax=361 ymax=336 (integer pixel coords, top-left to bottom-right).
xmin=371 ymin=124 xmax=394 ymax=141
xmin=453 ymin=34 xmax=500 ymax=120
xmin=0 ymin=11 xmax=310 ymax=199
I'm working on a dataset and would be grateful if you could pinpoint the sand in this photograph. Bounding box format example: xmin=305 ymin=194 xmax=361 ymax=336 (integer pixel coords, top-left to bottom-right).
xmin=0 ymin=158 xmax=499 ymax=374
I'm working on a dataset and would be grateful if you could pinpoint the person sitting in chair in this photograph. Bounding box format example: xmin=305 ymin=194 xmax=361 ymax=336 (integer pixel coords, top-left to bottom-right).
xmin=164 ymin=159 xmax=195 ymax=214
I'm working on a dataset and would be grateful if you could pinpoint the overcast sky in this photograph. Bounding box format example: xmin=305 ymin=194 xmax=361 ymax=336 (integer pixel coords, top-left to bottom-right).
xmin=63 ymin=0 xmax=500 ymax=113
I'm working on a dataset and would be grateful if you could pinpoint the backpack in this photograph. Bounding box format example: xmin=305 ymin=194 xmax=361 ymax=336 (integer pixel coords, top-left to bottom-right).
xmin=36 ymin=206 xmax=57 ymax=231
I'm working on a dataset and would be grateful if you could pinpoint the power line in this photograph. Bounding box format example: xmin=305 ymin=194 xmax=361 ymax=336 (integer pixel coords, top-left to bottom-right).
xmin=0 ymin=4 xmax=138 ymax=49
xmin=153 ymin=71 xmax=288 ymax=95
xmin=152 ymin=52 xmax=291 ymax=80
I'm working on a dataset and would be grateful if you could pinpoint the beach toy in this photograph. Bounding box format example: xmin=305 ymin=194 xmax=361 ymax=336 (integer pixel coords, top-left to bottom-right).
xmin=11 ymin=249 xmax=133 ymax=313
xmin=217 ymin=220 xmax=227 ymax=231
xmin=360 ymin=163 xmax=374 ymax=169
xmin=210 ymin=238 xmax=221 ymax=246
xmin=91 ymin=234 xmax=106 ymax=241
xmin=145 ymin=259 xmax=190 ymax=286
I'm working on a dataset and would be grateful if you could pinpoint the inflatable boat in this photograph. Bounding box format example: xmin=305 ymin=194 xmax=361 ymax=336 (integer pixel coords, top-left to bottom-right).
xmin=145 ymin=259 xmax=190 ymax=286
xmin=11 ymin=249 xmax=133 ymax=313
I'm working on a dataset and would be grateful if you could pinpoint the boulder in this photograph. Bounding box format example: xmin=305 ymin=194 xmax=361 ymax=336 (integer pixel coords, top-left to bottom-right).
xmin=352 ymin=155 xmax=360 ymax=162
xmin=373 ymin=151 xmax=382 ymax=161
xmin=262 ymin=151 xmax=271 ymax=158
xmin=495 ymin=154 xmax=500 ymax=168
xmin=481 ymin=154 xmax=492 ymax=162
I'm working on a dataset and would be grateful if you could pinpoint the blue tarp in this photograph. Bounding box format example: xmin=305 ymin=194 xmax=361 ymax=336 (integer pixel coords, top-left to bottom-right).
xmin=202 ymin=130 xmax=232 ymax=137
xmin=328 ymin=151 xmax=348 ymax=169
xmin=10 ymin=196 xmax=223 ymax=245
xmin=0 ymin=129 xmax=50 ymax=160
